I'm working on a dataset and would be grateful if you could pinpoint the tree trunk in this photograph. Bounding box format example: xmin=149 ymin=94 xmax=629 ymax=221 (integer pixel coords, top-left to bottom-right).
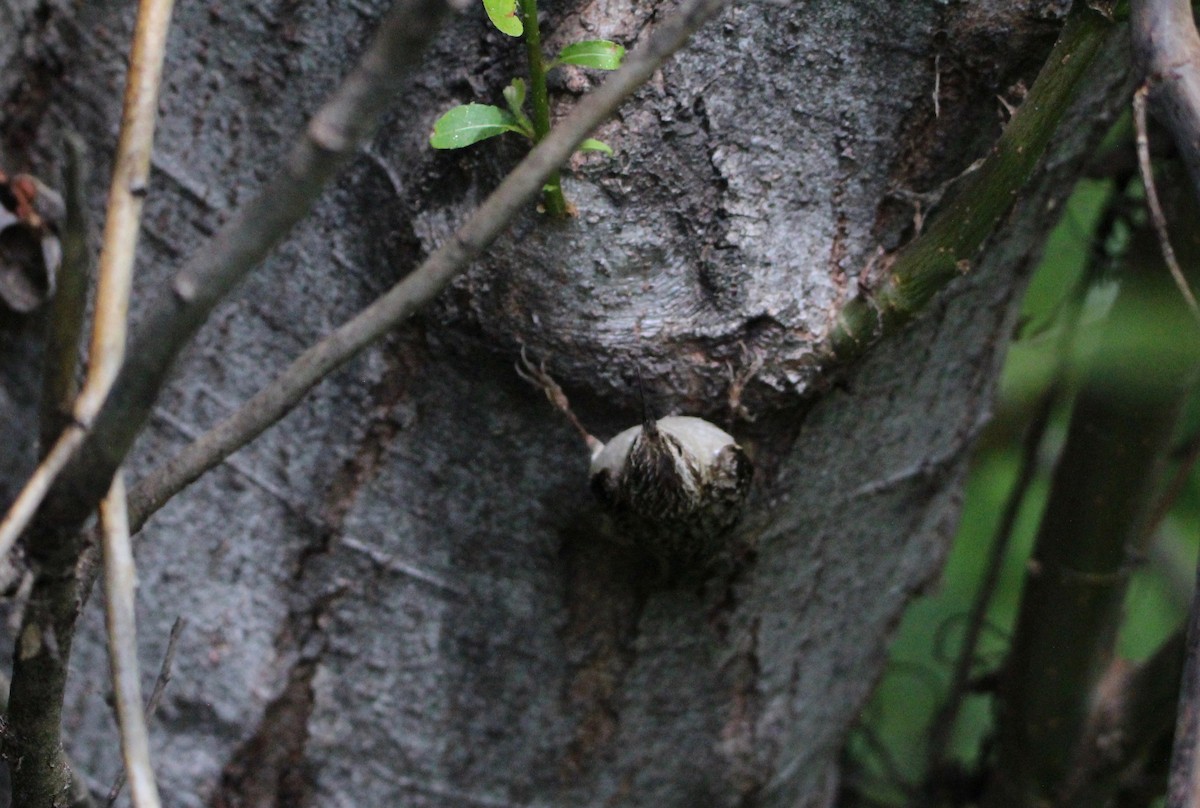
xmin=0 ymin=1 xmax=1128 ymax=805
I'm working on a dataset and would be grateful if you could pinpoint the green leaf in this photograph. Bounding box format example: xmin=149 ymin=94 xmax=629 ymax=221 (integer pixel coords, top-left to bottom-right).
xmin=577 ymin=138 xmax=613 ymax=155
xmin=430 ymin=104 xmax=525 ymax=149
xmin=554 ymin=40 xmax=625 ymax=70
xmin=483 ymin=0 xmax=523 ymax=36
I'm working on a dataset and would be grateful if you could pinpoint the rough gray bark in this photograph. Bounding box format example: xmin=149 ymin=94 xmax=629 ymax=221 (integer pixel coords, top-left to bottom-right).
xmin=0 ymin=1 xmax=1126 ymax=806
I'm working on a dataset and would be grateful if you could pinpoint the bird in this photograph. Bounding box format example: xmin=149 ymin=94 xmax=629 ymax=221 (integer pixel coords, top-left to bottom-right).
xmin=589 ymin=414 xmax=752 ymax=573
xmin=518 ymin=349 xmax=752 ymax=575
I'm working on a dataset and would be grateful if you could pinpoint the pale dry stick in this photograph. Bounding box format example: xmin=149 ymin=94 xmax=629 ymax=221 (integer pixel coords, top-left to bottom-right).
xmin=0 ymin=0 xmax=176 ymax=559
xmin=106 ymin=617 xmax=185 ymax=808
xmin=100 ymin=473 xmax=162 ymax=808
xmin=1133 ymin=84 xmax=1200 ymax=322
xmin=124 ymin=0 xmax=731 ymax=533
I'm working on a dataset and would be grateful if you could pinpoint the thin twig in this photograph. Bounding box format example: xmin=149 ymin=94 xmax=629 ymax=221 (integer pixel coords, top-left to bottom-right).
xmin=515 ymin=347 xmax=603 ymax=455
xmin=77 ymin=0 xmax=175 ymax=416
xmin=123 ymin=0 xmax=731 ymax=533
xmin=145 ymin=617 xmax=183 ymax=719
xmin=1131 ymin=0 xmax=1200 ymax=205
xmin=1133 ymin=85 xmax=1200 ymax=321
xmin=39 ymin=133 xmax=92 ymax=454
xmin=105 ymin=617 xmax=184 ymax=808
xmin=0 ymin=430 xmax=87 ymax=566
xmin=926 ymin=387 xmax=1055 ymax=772
xmin=1130 ymin=7 xmax=1200 ymax=802
xmin=1145 ymin=431 xmax=1200 ymax=542
xmin=100 ymin=473 xmax=161 ymax=808
xmin=0 ymin=0 xmax=176 ymax=563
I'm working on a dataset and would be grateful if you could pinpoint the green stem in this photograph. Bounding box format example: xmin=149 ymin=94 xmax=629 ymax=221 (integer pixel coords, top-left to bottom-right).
xmin=520 ymin=0 xmax=568 ymax=215
xmin=827 ymin=7 xmax=1112 ymax=362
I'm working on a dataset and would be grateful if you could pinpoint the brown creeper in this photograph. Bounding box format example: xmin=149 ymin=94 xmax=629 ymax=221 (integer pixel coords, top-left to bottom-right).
xmin=518 ymin=350 xmax=752 ymax=573
xmin=590 ymin=414 xmax=752 ymax=570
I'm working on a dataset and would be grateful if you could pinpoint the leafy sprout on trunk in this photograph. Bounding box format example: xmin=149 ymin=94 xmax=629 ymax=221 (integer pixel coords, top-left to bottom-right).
xmin=430 ymin=0 xmax=624 ymax=213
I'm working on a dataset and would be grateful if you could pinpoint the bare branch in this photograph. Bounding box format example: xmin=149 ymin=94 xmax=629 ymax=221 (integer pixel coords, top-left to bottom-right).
xmin=4 ymin=4 xmax=450 ymax=804
xmin=124 ymin=0 xmax=731 ymax=533
xmin=144 ymin=617 xmax=183 ymax=720
xmin=0 ymin=429 xmax=87 ymax=559
xmin=77 ymin=0 xmax=175 ymax=417
xmin=33 ymin=0 xmax=452 ymax=541
xmin=100 ymin=474 xmax=161 ymax=808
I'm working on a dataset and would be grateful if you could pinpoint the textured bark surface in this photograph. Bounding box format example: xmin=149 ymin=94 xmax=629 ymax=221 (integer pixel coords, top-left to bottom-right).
xmin=0 ymin=1 xmax=1125 ymax=806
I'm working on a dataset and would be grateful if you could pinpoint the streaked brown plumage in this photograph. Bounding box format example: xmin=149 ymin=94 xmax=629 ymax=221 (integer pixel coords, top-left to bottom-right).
xmin=589 ymin=415 xmax=752 ymax=573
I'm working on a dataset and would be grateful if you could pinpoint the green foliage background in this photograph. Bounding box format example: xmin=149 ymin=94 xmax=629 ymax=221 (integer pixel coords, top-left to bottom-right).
xmin=845 ymin=176 xmax=1200 ymax=806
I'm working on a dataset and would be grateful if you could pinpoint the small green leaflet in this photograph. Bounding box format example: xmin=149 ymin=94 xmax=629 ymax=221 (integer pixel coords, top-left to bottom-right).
xmin=430 ymin=104 xmax=526 ymax=149
xmin=502 ymin=79 xmax=535 ymax=136
xmin=554 ymin=40 xmax=625 ymax=70
xmin=503 ymin=78 xmax=526 ymax=115
xmin=483 ymin=0 xmax=523 ymax=36
xmin=578 ymin=138 xmax=613 ymax=155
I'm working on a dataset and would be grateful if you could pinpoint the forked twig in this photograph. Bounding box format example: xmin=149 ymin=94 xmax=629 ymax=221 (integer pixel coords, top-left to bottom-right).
xmin=516 ymin=348 xmax=603 ymax=455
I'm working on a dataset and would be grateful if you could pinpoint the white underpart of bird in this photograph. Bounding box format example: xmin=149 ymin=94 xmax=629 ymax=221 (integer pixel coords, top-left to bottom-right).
xmin=589 ymin=416 xmax=739 ymax=484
